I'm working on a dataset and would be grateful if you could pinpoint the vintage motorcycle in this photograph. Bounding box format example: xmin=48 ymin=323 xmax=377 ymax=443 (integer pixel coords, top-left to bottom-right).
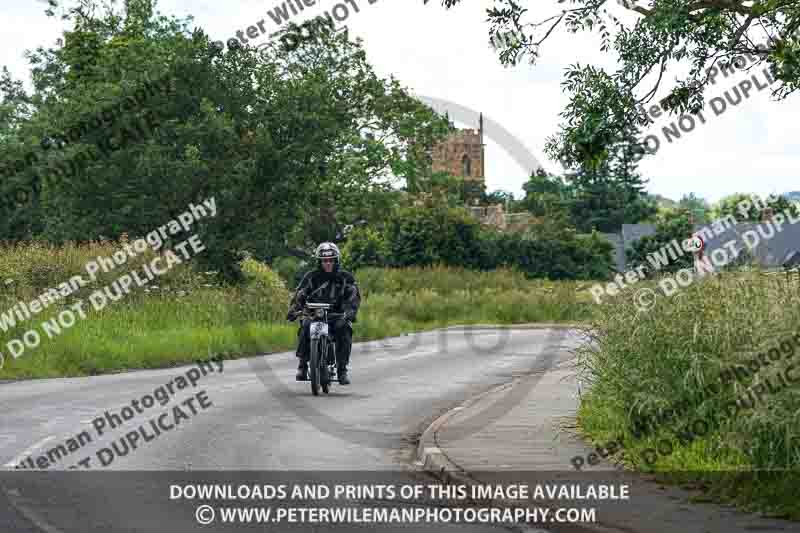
xmin=300 ymin=302 xmax=345 ymax=396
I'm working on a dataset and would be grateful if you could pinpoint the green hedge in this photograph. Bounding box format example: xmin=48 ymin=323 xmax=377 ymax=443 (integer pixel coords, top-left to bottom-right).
xmin=344 ymin=203 xmax=613 ymax=280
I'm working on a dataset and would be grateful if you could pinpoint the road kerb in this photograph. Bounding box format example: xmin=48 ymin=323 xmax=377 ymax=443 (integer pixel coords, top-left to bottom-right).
xmin=415 ymin=379 xmax=632 ymax=533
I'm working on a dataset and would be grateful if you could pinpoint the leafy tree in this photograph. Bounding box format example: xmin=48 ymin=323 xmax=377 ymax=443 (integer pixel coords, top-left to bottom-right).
xmin=283 ymin=180 xmax=405 ymax=258
xmin=383 ymin=200 xmax=484 ymax=268
xmin=340 ymin=226 xmax=389 ymax=271
xmin=709 ymin=193 xmax=799 ymax=222
xmin=378 ymin=195 xmax=614 ymax=279
xmin=710 ymin=193 xmax=759 ymax=221
xmin=626 ymin=209 xmax=694 ymax=275
xmin=525 ymin=211 xmax=576 ymax=241
xmin=1 ymin=0 xmax=450 ymax=279
xmin=425 ymin=0 xmax=800 ymax=168
xmin=423 ymin=170 xmax=469 ymax=206
xmin=678 ymin=192 xmax=710 ymax=223
xmin=328 ymin=183 xmax=404 ymax=238
xmin=483 ymin=189 xmax=517 ymax=210
xmin=769 ymin=194 xmax=800 ymax=217
xmin=560 ymin=160 xmax=656 ymax=233
xmin=650 ymin=193 xmax=679 ymax=211
xmin=519 ymin=168 xmax=571 ymax=217
xmin=482 ymin=228 xmax=614 ymax=280
xmin=518 ymin=158 xmax=655 ymax=233
xmin=541 ymin=115 xmax=657 ymax=232
xmin=271 ymin=256 xmax=306 ymax=287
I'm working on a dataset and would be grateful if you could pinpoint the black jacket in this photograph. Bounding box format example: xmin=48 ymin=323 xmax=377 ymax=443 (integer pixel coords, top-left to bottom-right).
xmin=288 ymin=269 xmax=361 ymax=321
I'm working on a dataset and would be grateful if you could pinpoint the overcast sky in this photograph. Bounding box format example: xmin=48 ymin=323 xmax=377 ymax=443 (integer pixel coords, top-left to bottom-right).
xmin=3 ymin=0 xmax=798 ymax=203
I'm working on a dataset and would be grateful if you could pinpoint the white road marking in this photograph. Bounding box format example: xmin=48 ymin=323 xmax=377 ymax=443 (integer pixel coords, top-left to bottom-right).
xmin=376 ymin=347 xmax=441 ymax=361
xmin=3 ymin=435 xmax=56 ymax=467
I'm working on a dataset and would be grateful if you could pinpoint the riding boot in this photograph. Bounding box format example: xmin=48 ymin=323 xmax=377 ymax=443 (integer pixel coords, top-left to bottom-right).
xmin=296 ymin=320 xmax=310 ymax=381
xmin=336 ymin=338 xmax=352 ymax=385
xmin=296 ymin=359 xmax=309 ymax=381
xmin=333 ymin=319 xmax=352 ymax=385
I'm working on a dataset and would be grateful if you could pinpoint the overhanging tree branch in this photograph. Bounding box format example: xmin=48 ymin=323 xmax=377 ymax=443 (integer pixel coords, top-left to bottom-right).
xmin=425 ymin=0 xmax=800 ymax=167
xmin=729 ymin=13 xmax=756 ymax=49
xmin=685 ymin=0 xmax=753 ymax=15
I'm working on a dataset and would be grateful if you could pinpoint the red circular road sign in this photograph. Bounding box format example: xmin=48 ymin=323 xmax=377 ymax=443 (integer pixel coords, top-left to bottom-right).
xmin=687 ymin=235 xmax=704 ymax=253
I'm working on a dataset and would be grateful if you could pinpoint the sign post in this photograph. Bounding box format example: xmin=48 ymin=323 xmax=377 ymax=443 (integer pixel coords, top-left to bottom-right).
xmin=688 ymin=235 xmax=705 ymax=275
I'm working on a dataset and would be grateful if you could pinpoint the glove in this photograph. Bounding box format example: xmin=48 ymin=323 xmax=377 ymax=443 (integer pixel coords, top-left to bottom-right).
xmin=344 ymin=310 xmax=356 ymax=323
xmin=286 ymin=310 xmax=297 ymax=322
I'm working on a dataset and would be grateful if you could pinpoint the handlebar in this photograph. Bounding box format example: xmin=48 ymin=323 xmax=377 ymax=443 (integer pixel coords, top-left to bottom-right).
xmin=291 ymin=310 xmax=347 ymax=320
xmin=304 ymin=312 xmax=346 ymax=319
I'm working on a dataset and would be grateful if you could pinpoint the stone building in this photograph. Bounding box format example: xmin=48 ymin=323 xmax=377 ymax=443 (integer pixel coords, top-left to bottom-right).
xmin=424 ymin=113 xmax=533 ymax=232
xmin=467 ymin=204 xmax=506 ymax=230
xmin=431 ymin=114 xmax=486 ymax=202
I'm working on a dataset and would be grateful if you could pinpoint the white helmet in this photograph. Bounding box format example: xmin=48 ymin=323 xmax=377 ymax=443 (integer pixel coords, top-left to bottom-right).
xmin=314 ymin=242 xmax=341 ymax=270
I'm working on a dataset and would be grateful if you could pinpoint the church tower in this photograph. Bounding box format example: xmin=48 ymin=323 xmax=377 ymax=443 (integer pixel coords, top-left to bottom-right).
xmin=430 ymin=113 xmax=486 ymax=202
xmin=479 ymin=113 xmax=485 ymax=182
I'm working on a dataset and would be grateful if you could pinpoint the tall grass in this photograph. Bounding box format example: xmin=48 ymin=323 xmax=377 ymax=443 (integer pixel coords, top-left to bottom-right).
xmin=357 ymin=265 xmax=538 ymax=294
xmin=0 ymin=240 xmax=289 ymax=378
xmin=576 ymin=270 xmax=800 ymax=517
xmin=0 ymin=245 xmax=594 ymax=379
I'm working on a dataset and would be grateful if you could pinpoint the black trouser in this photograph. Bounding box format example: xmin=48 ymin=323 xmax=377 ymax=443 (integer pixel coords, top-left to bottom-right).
xmin=296 ymin=318 xmax=352 ymax=369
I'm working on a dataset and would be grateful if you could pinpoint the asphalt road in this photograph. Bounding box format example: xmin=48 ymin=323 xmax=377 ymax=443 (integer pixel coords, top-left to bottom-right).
xmin=0 ymin=326 xmax=582 ymax=533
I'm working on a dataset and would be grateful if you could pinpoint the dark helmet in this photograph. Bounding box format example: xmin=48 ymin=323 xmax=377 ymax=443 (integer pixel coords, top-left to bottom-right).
xmin=314 ymin=242 xmax=341 ymax=272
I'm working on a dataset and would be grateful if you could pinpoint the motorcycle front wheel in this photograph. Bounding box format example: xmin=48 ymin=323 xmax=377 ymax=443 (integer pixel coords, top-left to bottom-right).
xmin=310 ymin=338 xmax=321 ymax=396
xmin=322 ymin=337 xmax=333 ymax=394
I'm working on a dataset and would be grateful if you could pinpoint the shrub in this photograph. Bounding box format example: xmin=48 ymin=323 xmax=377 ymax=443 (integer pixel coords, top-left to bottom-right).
xmin=340 ymin=226 xmax=389 ymax=271
xmin=240 ymin=254 xmax=287 ymax=292
xmin=0 ymin=238 xmax=210 ymax=306
xmin=626 ymin=209 xmax=693 ymax=276
xmin=369 ymin=200 xmax=612 ymax=280
xmin=355 ymin=265 xmax=531 ymax=295
xmin=573 ymin=231 xmax=616 ymax=279
xmin=238 ymin=254 xmax=290 ymax=320
xmin=483 ymin=229 xmax=613 ymax=281
xmin=577 ymin=270 xmax=800 ymax=478
xmin=383 ymin=204 xmax=483 ymax=268
xmin=271 ymin=256 xmax=305 ymax=287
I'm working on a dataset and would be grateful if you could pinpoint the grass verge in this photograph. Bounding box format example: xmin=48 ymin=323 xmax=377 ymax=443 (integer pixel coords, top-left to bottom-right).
xmin=0 ymin=246 xmax=594 ymax=379
xmin=575 ymin=270 xmax=800 ymax=519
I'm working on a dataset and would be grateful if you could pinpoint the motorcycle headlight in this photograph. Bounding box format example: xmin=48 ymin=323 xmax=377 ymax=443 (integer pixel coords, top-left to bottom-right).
xmin=315 ymin=309 xmax=325 ymax=319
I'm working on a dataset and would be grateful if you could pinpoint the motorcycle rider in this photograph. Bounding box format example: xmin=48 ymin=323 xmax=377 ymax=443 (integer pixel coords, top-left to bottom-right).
xmin=286 ymin=242 xmax=361 ymax=385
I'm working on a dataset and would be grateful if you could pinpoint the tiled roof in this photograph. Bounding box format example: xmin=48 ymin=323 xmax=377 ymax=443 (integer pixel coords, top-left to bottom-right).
xmin=696 ymin=219 xmax=800 ymax=268
xmin=621 ymin=224 xmax=657 ymax=249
